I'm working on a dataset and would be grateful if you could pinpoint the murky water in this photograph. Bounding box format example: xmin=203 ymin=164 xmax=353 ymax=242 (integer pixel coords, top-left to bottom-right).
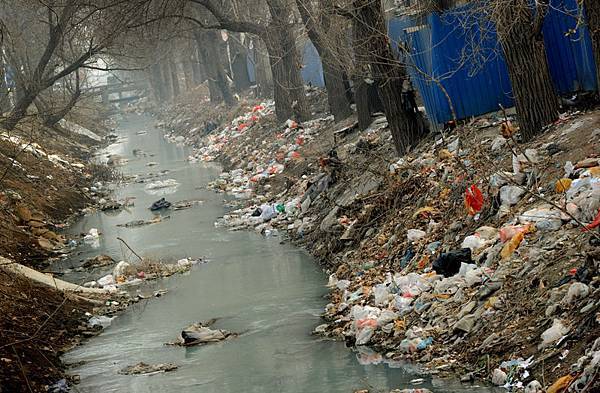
xmin=62 ymin=114 xmax=498 ymax=392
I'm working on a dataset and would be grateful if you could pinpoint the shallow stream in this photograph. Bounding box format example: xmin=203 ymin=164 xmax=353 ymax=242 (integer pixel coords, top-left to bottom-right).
xmin=61 ymin=114 xmax=498 ymax=392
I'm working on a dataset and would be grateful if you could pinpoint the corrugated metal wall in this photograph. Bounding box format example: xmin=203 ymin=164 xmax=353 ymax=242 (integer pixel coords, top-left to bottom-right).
xmin=388 ymin=0 xmax=598 ymax=125
xmin=543 ymin=0 xmax=597 ymax=93
xmin=389 ymin=9 xmax=514 ymax=126
xmin=301 ymin=42 xmax=325 ymax=88
xmin=245 ymin=0 xmax=598 ymax=125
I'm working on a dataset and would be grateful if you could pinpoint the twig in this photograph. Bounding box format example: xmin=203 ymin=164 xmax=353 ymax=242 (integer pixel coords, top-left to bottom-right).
xmin=116 ymin=236 xmax=143 ymax=261
xmin=11 ymin=344 xmax=34 ymax=393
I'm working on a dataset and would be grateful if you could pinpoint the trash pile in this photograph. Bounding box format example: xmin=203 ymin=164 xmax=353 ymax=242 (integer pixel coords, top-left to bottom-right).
xmin=167 ymin=319 xmax=236 ymax=346
xmin=156 ymin=91 xmax=600 ymax=389
xmin=84 ymin=257 xmax=204 ymax=291
xmin=118 ymin=362 xmax=178 ymax=376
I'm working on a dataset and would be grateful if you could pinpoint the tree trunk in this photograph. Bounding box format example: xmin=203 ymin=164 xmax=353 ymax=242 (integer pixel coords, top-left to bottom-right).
xmin=182 ymin=58 xmax=194 ymax=90
xmin=295 ymin=0 xmax=352 ymax=122
xmin=0 ymin=56 xmax=10 ymax=114
xmin=354 ymin=77 xmax=372 ymax=130
xmin=161 ymin=60 xmax=173 ymax=101
xmin=195 ymin=31 xmax=235 ymax=106
xmin=191 ymin=49 xmax=203 ymax=85
xmin=352 ymin=0 xmax=428 ymax=154
xmin=262 ymin=33 xmax=309 ymax=122
xmin=265 ymin=0 xmax=310 ymax=122
xmin=229 ymin=34 xmax=252 ymax=92
xmin=168 ymin=60 xmax=181 ymax=99
xmin=494 ymin=0 xmax=559 ymax=140
xmin=1 ymin=89 xmax=36 ymax=130
xmin=584 ymin=0 xmax=600 ymax=90
xmin=253 ymin=38 xmax=273 ymax=98
xmin=151 ymin=63 xmax=166 ymax=102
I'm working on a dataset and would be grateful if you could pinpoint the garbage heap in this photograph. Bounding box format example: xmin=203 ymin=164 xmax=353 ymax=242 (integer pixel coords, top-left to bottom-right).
xmin=160 ymin=95 xmax=600 ymax=390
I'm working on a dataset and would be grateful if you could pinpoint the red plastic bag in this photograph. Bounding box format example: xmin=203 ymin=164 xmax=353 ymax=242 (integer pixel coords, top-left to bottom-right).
xmin=582 ymin=209 xmax=600 ymax=231
xmin=464 ymin=184 xmax=484 ymax=215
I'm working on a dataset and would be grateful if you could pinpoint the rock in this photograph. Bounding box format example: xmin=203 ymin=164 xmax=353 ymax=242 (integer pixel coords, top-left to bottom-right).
xmin=41 ymin=230 xmax=61 ymax=242
xmin=118 ymin=362 xmax=177 ymax=375
xmin=478 ymin=281 xmax=502 ymax=300
xmin=460 ymin=372 xmax=474 ymax=382
xmin=475 ymin=226 xmax=498 ymax=241
xmin=457 ymin=300 xmax=477 ymax=319
xmin=518 ymin=207 xmax=563 ymax=231
xmin=454 ymin=313 xmax=476 ymax=334
xmin=320 ymin=206 xmax=340 ymax=232
xmin=14 ymin=204 xmax=33 ymax=222
xmin=82 ymin=255 xmax=115 ymax=269
xmin=28 ymin=219 xmax=46 ymax=228
xmin=524 ymin=380 xmax=543 ymax=393
xmin=179 ymin=322 xmax=233 ymax=346
xmin=37 ymin=237 xmax=55 ymax=251
xmin=480 ymin=332 xmax=500 ymax=349
xmin=390 ymin=390 xmax=432 ymax=393
xmin=500 ymin=185 xmax=526 ymax=206
xmin=575 ymin=157 xmax=600 ymax=169
xmin=491 ymin=368 xmax=507 ymax=386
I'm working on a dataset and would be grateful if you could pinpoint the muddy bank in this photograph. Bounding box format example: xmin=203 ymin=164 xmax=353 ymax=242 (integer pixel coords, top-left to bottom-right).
xmin=0 ymin=110 xmax=123 ymax=391
xmin=157 ymin=92 xmax=600 ymax=391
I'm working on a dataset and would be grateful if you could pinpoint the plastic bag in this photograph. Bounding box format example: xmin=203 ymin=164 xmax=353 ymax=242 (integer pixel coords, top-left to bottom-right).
xmin=376 ymin=310 xmax=398 ymax=326
xmin=407 ymin=229 xmax=426 ymax=242
xmin=499 ymin=224 xmax=531 ymax=242
xmin=461 ymin=234 xmax=486 ymax=252
xmin=259 ymin=204 xmax=277 ymax=221
xmin=465 ymin=184 xmax=484 ymax=215
xmin=89 ymin=315 xmax=115 ymax=328
xmin=97 ymin=274 xmax=115 ymax=287
xmin=355 ymin=327 xmax=374 ymax=345
xmin=394 ymin=295 xmax=414 ymax=314
xmin=583 ymin=208 xmax=600 ymax=231
xmin=373 ymin=284 xmax=391 ymax=306
xmin=500 ymin=231 xmax=525 ymax=260
xmin=539 ymin=319 xmax=569 ymax=349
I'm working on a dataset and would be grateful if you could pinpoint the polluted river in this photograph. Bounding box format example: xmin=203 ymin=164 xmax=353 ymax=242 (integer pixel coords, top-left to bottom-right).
xmin=59 ymin=114 xmax=499 ymax=393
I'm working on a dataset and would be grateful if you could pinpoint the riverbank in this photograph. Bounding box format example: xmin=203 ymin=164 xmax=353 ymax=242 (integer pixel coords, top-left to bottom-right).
xmin=156 ymin=91 xmax=600 ymax=391
xmin=0 ymin=106 xmax=124 ymax=391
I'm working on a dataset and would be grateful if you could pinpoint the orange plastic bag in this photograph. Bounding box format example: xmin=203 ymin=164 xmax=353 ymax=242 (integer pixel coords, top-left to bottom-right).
xmin=546 ymin=374 xmax=575 ymax=393
xmin=500 ymin=231 xmax=525 ymax=260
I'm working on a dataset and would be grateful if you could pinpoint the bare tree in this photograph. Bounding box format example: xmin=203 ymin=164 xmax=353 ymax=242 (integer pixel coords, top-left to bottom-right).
xmin=295 ymin=0 xmax=352 ymax=122
xmin=0 ymin=0 xmax=145 ymax=130
xmin=194 ymin=29 xmax=235 ymax=105
xmin=191 ymin=0 xmax=310 ymax=122
xmin=346 ymin=0 xmax=428 ymax=155
xmin=485 ymin=0 xmax=559 ymax=140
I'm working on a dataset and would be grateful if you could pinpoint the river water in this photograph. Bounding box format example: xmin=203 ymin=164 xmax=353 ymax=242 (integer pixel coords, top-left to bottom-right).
xmin=61 ymin=114 xmax=497 ymax=392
